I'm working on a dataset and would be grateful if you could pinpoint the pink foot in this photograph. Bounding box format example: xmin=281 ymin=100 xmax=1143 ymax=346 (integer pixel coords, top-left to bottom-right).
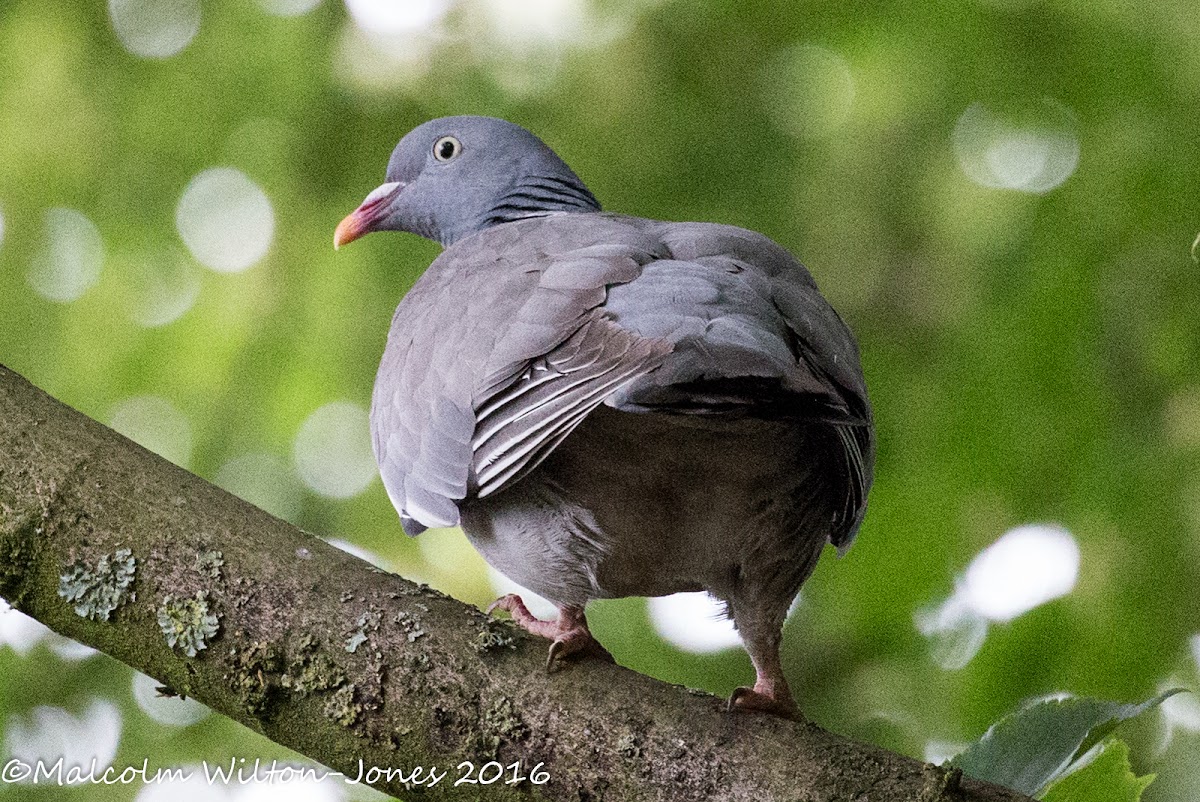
xmin=728 ymin=685 xmax=801 ymax=720
xmin=487 ymin=594 xmax=614 ymax=671
xmin=726 ymin=631 xmax=803 ymax=720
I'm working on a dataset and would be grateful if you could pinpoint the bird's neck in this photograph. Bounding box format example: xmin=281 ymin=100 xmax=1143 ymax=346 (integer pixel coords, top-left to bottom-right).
xmin=480 ymin=173 xmax=601 ymax=230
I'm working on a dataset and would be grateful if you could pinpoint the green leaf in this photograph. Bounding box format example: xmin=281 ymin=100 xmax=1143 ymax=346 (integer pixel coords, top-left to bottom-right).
xmin=1040 ymin=739 xmax=1155 ymax=802
xmin=950 ymin=690 xmax=1183 ymax=796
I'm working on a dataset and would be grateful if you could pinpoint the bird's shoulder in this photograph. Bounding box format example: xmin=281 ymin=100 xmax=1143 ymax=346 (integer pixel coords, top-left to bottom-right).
xmin=370 ymin=212 xmax=671 ymax=532
xmin=587 ymin=216 xmax=868 ymax=413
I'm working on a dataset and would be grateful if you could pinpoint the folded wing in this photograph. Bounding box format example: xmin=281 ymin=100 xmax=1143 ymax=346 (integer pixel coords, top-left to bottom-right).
xmin=370 ymin=215 xmax=669 ymax=534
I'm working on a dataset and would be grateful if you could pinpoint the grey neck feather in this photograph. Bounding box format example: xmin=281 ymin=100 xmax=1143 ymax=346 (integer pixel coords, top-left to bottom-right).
xmin=480 ymin=172 xmax=601 ymax=230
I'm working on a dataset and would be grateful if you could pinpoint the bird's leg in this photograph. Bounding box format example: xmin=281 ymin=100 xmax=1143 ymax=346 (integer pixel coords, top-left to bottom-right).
xmin=728 ymin=633 xmax=801 ymax=720
xmin=486 ymin=594 xmax=614 ymax=670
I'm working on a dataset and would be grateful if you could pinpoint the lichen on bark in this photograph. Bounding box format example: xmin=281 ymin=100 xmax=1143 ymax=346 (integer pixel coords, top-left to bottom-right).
xmin=157 ymin=590 xmax=220 ymax=656
xmin=58 ymin=547 xmax=137 ymax=621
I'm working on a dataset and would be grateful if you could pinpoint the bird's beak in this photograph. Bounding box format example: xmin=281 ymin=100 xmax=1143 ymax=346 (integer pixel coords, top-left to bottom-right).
xmin=334 ymin=181 xmax=404 ymax=250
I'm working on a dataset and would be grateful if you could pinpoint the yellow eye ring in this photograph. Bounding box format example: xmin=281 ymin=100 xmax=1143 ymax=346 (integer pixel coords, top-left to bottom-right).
xmin=433 ymin=135 xmax=462 ymax=162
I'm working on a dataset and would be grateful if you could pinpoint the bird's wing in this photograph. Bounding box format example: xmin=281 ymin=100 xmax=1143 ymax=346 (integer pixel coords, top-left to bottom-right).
xmin=473 ymin=310 xmax=670 ymax=498
xmin=370 ymin=256 xmax=484 ymax=536
xmin=370 ymin=215 xmax=670 ymax=534
xmin=603 ymin=221 xmax=875 ymax=550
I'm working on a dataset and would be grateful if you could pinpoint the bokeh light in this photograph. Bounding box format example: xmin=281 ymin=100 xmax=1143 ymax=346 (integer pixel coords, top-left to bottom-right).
xmin=232 ymin=771 xmax=348 ymax=801
xmin=123 ymin=249 xmax=203 ymax=328
xmin=953 ymin=100 xmax=1080 ymax=193
xmin=110 ymin=395 xmax=194 ymax=469
xmin=48 ymin=638 xmax=99 ymax=662
xmin=471 ymin=0 xmax=603 ymax=95
xmin=325 ymin=537 xmax=389 ymax=570
xmin=1 ymin=600 xmax=97 ymax=661
xmin=475 ymin=0 xmax=592 ymax=52
xmin=293 ymin=402 xmax=377 ymax=499
xmin=0 ymin=599 xmax=49 ymax=656
xmin=133 ymin=767 xmax=226 ymax=802
xmin=486 ymin=566 xmax=558 ymax=620
xmin=963 ymin=524 xmax=1080 ymax=622
xmin=914 ymin=593 xmax=990 ymax=671
xmin=648 ymin=592 xmax=742 ymax=654
xmin=175 ymin=168 xmax=275 ymax=273
xmin=26 ymin=208 xmax=104 ymax=303
xmin=1160 ymin=682 xmax=1200 ymax=746
xmin=762 ymin=44 xmax=856 ymax=140
xmin=215 ymin=453 xmax=304 ymax=523
xmin=334 ymin=0 xmax=627 ymax=94
xmin=334 ymin=24 xmax=440 ymax=90
xmin=131 ymin=671 xmax=210 ymax=727
xmin=108 ymin=0 xmax=201 ymax=59
xmin=4 ymin=700 xmax=122 ymax=778
xmin=257 ymin=0 xmax=323 ymax=17
xmin=134 ymin=765 xmax=354 ymax=801
xmin=918 ymin=524 xmax=1080 ymax=669
xmin=343 ymin=0 xmax=449 ymax=33
xmin=925 ymin=740 xmax=968 ymax=766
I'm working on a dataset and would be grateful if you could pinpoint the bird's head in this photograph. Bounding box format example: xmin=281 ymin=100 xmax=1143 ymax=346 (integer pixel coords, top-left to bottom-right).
xmin=334 ymin=115 xmax=600 ymax=249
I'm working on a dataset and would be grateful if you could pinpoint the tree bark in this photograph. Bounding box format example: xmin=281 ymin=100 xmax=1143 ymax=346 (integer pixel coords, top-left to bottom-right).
xmin=0 ymin=364 xmax=1030 ymax=802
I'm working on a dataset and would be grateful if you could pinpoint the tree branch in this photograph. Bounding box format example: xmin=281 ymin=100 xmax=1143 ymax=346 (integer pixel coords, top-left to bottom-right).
xmin=0 ymin=364 xmax=1029 ymax=802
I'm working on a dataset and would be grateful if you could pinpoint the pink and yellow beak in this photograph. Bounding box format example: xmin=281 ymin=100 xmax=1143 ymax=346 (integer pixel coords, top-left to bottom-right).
xmin=334 ymin=181 xmax=404 ymax=249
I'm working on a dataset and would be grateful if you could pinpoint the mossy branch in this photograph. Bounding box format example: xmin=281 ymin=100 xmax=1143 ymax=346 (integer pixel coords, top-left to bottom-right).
xmin=0 ymin=364 xmax=1031 ymax=802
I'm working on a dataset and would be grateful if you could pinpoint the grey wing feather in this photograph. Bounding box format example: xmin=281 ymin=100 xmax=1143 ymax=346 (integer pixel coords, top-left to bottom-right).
xmin=832 ymin=423 xmax=872 ymax=552
xmin=768 ymin=250 xmax=874 ymax=550
xmin=371 ymin=214 xmax=666 ymax=533
xmin=604 ymin=221 xmax=875 ymax=550
xmin=471 ymin=219 xmax=669 ymax=499
xmin=373 ymin=299 xmax=478 ymax=534
xmin=371 ymin=241 xmax=516 ymax=535
xmin=473 ymin=312 xmax=670 ymax=497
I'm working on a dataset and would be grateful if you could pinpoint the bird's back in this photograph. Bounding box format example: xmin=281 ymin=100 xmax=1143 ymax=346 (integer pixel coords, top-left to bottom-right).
xmin=371 ymin=212 xmax=873 ymax=551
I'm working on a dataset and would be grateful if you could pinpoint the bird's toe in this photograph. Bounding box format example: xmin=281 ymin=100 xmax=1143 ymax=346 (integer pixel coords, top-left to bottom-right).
xmin=486 ymin=594 xmax=559 ymax=638
xmin=545 ymin=628 xmax=615 ymax=672
xmin=485 ymin=593 xmax=523 ymax=617
xmin=727 ymin=686 xmax=803 ymax=720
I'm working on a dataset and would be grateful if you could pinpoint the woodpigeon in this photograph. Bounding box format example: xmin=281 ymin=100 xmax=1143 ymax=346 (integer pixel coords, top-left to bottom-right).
xmin=335 ymin=115 xmax=875 ymax=717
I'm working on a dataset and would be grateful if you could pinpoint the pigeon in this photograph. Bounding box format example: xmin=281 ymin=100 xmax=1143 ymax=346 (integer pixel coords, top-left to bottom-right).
xmin=335 ymin=116 xmax=874 ymax=717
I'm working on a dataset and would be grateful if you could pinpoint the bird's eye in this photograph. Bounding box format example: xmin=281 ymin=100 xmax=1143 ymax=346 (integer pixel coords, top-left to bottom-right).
xmin=433 ymin=136 xmax=461 ymax=162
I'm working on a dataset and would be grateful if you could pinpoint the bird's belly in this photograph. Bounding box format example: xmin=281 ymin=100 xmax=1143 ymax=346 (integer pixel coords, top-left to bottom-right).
xmin=459 ymin=406 xmax=833 ymax=608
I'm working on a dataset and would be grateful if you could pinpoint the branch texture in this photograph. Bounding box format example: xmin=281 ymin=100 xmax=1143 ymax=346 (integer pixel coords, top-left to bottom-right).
xmin=0 ymin=364 xmax=1031 ymax=802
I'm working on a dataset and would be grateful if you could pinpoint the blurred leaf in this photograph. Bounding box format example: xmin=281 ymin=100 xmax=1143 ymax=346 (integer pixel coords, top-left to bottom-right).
xmin=1039 ymin=739 xmax=1154 ymax=802
xmin=950 ymin=690 xmax=1183 ymax=796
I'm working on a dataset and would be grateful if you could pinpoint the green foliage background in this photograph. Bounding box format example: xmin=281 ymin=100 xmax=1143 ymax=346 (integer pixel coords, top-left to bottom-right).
xmin=0 ymin=0 xmax=1197 ymax=799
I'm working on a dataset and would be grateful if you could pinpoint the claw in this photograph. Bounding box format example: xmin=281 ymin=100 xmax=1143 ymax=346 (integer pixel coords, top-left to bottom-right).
xmin=486 ymin=594 xmax=613 ymax=670
xmin=546 ymin=640 xmax=565 ymax=671
xmin=543 ymin=633 xmax=614 ymax=671
xmin=728 ymin=686 xmax=801 ymax=720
